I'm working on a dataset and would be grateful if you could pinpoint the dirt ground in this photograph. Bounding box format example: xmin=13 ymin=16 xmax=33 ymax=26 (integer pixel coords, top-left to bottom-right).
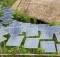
xmin=12 ymin=0 xmax=60 ymax=23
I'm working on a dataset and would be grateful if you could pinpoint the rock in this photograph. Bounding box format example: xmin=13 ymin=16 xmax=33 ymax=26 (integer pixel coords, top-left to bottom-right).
xmin=12 ymin=0 xmax=60 ymax=23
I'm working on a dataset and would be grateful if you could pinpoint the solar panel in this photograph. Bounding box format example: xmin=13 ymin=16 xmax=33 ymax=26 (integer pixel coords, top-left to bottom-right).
xmin=56 ymin=44 xmax=60 ymax=52
xmin=20 ymin=23 xmax=31 ymax=32
xmin=2 ymin=18 xmax=14 ymax=24
xmin=37 ymin=24 xmax=50 ymax=31
xmin=0 ymin=28 xmax=8 ymax=35
xmin=0 ymin=24 xmax=2 ymax=28
xmin=55 ymin=33 xmax=60 ymax=42
xmin=9 ymin=26 xmax=22 ymax=35
xmin=48 ymin=26 xmax=60 ymax=33
xmin=6 ymin=36 xmax=24 ymax=46
xmin=40 ymin=30 xmax=53 ymax=39
xmin=9 ymin=21 xmax=22 ymax=27
xmin=4 ymin=27 xmax=9 ymax=33
xmin=26 ymin=26 xmax=38 ymax=37
xmin=2 ymin=8 xmax=13 ymax=13
xmin=0 ymin=35 xmax=7 ymax=43
xmin=40 ymin=41 xmax=56 ymax=52
xmin=24 ymin=38 xmax=39 ymax=48
xmin=0 ymin=16 xmax=14 ymax=21
xmin=4 ymin=11 xmax=14 ymax=15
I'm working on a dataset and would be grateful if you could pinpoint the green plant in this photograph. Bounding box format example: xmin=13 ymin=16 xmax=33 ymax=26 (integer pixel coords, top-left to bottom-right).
xmin=50 ymin=20 xmax=59 ymax=26
xmin=13 ymin=10 xmax=30 ymax=23
xmin=19 ymin=45 xmax=31 ymax=54
xmin=0 ymin=10 xmax=3 ymax=17
xmin=33 ymin=17 xmax=37 ymax=24
xmin=0 ymin=0 xmax=16 ymax=7
xmin=36 ymin=48 xmax=45 ymax=54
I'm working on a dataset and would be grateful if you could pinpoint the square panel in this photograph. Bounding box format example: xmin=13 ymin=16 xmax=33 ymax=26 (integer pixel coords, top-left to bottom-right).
xmin=2 ymin=19 xmax=13 ymax=24
xmin=37 ymin=24 xmax=50 ymax=31
xmin=20 ymin=23 xmax=31 ymax=32
xmin=9 ymin=26 xmax=22 ymax=35
xmin=40 ymin=41 xmax=56 ymax=52
xmin=40 ymin=30 xmax=53 ymax=39
xmin=24 ymin=38 xmax=39 ymax=48
xmin=6 ymin=36 xmax=24 ymax=46
xmin=0 ymin=28 xmax=8 ymax=35
xmin=9 ymin=21 xmax=22 ymax=27
xmin=55 ymin=33 xmax=60 ymax=42
xmin=4 ymin=27 xmax=10 ymax=33
xmin=26 ymin=26 xmax=38 ymax=37
xmin=48 ymin=26 xmax=60 ymax=33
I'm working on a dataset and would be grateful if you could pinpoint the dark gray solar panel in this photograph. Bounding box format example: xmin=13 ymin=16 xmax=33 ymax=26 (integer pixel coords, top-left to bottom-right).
xmin=6 ymin=36 xmax=24 ymax=46
xmin=40 ymin=41 xmax=56 ymax=52
xmin=24 ymin=38 xmax=39 ymax=48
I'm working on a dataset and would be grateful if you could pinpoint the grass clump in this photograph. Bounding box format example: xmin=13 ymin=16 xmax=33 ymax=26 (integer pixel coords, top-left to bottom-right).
xmin=0 ymin=10 xmax=3 ymax=17
xmin=0 ymin=0 xmax=16 ymax=7
xmin=13 ymin=10 xmax=30 ymax=23
xmin=49 ymin=20 xmax=59 ymax=26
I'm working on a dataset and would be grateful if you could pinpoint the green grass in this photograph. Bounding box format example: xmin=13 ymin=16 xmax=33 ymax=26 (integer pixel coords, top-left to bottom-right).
xmin=13 ymin=10 xmax=30 ymax=23
xmin=13 ymin=10 xmax=38 ymax=24
xmin=0 ymin=10 xmax=3 ymax=17
xmin=0 ymin=0 xmax=16 ymax=8
xmin=49 ymin=20 xmax=59 ymax=26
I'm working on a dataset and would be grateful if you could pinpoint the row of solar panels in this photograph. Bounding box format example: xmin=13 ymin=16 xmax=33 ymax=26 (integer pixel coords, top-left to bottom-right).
xmin=0 ymin=7 xmax=60 ymax=53
xmin=0 ymin=35 xmax=60 ymax=53
xmin=0 ymin=23 xmax=60 ymax=42
xmin=0 ymin=7 xmax=15 ymax=24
